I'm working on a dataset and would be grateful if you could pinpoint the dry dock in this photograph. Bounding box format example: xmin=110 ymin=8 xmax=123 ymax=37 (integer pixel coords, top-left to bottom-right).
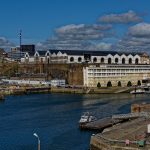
xmin=90 ymin=117 xmax=150 ymax=150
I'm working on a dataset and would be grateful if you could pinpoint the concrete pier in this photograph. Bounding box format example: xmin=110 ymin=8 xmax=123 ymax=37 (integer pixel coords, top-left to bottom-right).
xmin=90 ymin=118 xmax=150 ymax=150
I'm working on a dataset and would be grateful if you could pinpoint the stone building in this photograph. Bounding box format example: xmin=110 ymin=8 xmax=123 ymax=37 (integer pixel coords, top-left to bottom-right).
xmin=20 ymin=49 xmax=150 ymax=87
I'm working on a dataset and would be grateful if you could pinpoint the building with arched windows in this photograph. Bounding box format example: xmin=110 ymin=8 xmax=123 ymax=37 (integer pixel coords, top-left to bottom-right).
xmin=21 ymin=49 xmax=150 ymax=87
xmin=21 ymin=49 xmax=150 ymax=64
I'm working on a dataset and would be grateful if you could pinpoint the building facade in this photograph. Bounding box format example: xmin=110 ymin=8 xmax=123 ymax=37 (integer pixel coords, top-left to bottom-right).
xmin=20 ymin=49 xmax=150 ymax=87
xmin=83 ymin=64 xmax=150 ymax=87
xmin=21 ymin=50 xmax=150 ymax=65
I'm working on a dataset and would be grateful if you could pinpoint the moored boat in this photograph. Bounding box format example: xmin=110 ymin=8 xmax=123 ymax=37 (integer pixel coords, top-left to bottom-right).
xmin=79 ymin=112 xmax=96 ymax=125
xmin=0 ymin=94 xmax=5 ymax=100
xmin=130 ymin=89 xmax=145 ymax=94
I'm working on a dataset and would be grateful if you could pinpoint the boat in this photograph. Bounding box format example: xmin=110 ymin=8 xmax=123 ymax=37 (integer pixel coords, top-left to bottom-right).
xmin=79 ymin=112 xmax=96 ymax=124
xmin=0 ymin=94 xmax=5 ymax=100
xmin=130 ymin=89 xmax=145 ymax=94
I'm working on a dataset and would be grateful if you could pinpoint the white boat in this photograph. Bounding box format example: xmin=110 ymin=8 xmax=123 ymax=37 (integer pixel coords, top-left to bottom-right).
xmin=79 ymin=112 xmax=96 ymax=124
xmin=130 ymin=89 xmax=145 ymax=94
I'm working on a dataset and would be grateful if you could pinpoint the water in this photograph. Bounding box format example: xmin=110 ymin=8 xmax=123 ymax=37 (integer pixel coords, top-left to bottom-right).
xmin=0 ymin=93 xmax=149 ymax=150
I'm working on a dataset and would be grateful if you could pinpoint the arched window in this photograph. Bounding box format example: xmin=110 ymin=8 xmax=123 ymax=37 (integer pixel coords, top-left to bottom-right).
xmin=115 ymin=58 xmax=118 ymax=64
xmin=127 ymin=81 xmax=132 ymax=87
xmin=129 ymin=58 xmax=132 ymax=64
xmin=107 ymin=81 xmax=112 ymax=87
xmin=70 ymin=57 xmax=74 ymax=62
xmin=47 ymin=53 xmax=50 ymax=56
xmin=135 ymin=58 xmax=139 ymax=64
xmin=108 ymin=58 xmax=111 ymax=64
xmin=101 ymin=57 xmax=104 ymax=63
xmin=118 ymin=81 xmax=122 ymax=87
xmin=47 ymin=58 xmax=50 ymax=64
xmin=122 ymin=58 xmax=125 ymax=64
xmin=78 ymin=57 xmax=82 ymax=62
xmin=93 ymin=57 xmax=97 ymax=63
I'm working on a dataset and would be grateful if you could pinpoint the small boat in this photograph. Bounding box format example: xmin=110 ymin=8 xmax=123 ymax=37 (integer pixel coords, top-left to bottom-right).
xmin=0 ymin=94 xmax=5 ymax=100
xmin=130 ymin=89 xmax=145 ymax=94
xmin=79 ymin=112 xmax=96 ymax=124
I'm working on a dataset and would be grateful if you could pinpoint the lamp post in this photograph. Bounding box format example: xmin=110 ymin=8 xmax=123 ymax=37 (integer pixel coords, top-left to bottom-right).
xmin=33 ymin=133 xmax=40 ymax=150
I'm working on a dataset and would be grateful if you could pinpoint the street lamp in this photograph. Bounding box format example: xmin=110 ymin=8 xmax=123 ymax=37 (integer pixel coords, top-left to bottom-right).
xmin=33 ymin=133 xmax=40 ymax=150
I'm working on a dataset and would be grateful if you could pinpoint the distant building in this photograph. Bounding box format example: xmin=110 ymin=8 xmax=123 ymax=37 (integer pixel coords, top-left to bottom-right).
xmin=8 ymin=45 xmax=35 ymax=61
xmin=83 ymin=64 xmax=150 ymax=87
xmin=20 ymin=49 xmax=150 ymax=87
xmin=20 ymin=45 xmax=35 ymax=55
xmin=51 ymin=79 xmax=66 ymax=87
xmin=21 ymin=49 xmax=150 ymax=65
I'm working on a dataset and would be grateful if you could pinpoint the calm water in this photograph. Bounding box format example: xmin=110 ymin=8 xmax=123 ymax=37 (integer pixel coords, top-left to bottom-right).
xmin=0 ymin=93 xmax=149 ymax=150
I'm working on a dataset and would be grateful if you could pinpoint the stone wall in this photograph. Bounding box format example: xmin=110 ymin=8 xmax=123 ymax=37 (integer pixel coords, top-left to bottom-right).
xmin=19 ymin=63 xmax=84 ymax=85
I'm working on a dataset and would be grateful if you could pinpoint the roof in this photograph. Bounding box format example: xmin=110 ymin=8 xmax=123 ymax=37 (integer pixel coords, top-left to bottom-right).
xmin=33 ymin=49 xmax=144 ymax=57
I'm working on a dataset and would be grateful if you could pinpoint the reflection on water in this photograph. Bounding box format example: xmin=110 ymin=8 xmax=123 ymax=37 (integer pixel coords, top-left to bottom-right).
xmin=0 ymin=93 xmax=149 ymax=150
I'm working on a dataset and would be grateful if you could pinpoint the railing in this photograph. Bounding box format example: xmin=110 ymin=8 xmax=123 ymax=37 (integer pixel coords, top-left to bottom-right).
xmin=112 ymin=112 xmax=150 ymax=120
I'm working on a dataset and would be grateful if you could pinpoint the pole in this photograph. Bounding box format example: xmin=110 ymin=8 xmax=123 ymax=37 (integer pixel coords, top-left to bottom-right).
xmin=38 ymin=138 xmax=40 ymax=150
xmin=33 ymin=133 xmax=40 ymax=150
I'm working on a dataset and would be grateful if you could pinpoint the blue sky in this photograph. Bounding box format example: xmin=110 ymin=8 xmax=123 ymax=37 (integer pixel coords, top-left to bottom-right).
xmin=1 ymin=0 xmax=150 ymax=52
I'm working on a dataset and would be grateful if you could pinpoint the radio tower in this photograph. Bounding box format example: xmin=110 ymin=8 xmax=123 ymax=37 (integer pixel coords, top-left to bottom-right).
xmin=19 ymin=29 xmax=22 ymax=51
xmin=19 ymin=29 xmax=22 ymax=61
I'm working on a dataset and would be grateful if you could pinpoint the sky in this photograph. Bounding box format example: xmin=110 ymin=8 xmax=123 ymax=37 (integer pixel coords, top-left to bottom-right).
xmin=1 ymin=0 xmax=150 ymax=53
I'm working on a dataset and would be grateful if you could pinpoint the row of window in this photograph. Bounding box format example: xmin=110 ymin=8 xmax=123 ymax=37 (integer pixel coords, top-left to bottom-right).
xmin=88 ymin=69 xmax=150 ymax=72
xmin=69 ymin=57 xmax=139 ymax=64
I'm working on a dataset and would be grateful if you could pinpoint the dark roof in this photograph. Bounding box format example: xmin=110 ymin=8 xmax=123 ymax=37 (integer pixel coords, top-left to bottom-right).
xmin=34 ymin=49 xmax=144 ymax=56
xmin=48 ymin=49 xmax=143 ymax=56
xmin=37 ymin=51 xmax=46 ymax=56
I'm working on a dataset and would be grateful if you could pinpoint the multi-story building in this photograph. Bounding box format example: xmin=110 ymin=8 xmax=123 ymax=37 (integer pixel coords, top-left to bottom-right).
xmin=21 ymin=49 xmax=150 ymax=87
xmin=21 ymin=49 xmax=149 ymax=64
xmin=83 ymin=64 xmax=150 ymax=87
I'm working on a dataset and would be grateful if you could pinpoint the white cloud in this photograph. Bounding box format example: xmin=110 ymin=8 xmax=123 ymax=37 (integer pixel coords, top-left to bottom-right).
xmin=36 ymin=23 xmax=113 ymax=50
xmin=128 ymin=22 xmax=150 ymax=37
xmin=99 ymin=10 xmax=142 ymax=24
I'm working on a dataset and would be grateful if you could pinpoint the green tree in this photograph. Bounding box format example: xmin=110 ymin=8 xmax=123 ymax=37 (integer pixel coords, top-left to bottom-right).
xmin=97 ymin=82 xmax=101 ymax=88
xmin=118 ymin=81 xmax=122 ymax=87
xmin=107 ymin=81 xmax=112 ymax=87
xmin=137 ymin=80 xmax=141 ymax=86
xmin=127 ymin=81 xmax=132 ymax=87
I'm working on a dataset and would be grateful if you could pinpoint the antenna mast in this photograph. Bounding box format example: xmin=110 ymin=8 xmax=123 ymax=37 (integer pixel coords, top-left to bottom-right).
xmin=19 ymin=29 xmax=22 ymax=51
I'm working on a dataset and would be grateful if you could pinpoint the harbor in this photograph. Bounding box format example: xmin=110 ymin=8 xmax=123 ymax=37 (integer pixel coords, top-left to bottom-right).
xmin=0 ymin=92 xmax=147 ymax=150
xmin=88 ymin=103 xmax=150 ymax=150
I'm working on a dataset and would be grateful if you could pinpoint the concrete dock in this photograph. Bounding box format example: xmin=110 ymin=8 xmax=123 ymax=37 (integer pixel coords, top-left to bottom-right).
xmin=80 ymin=117 xmax=124 ymax=131
xmin=90 ymin=117 xmax=150 ymax=150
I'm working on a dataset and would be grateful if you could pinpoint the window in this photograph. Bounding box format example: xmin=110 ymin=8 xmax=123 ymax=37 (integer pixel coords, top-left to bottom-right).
xmin=135 ymin=58 xmax=139 ymax=64
xmin=78 ymin=57 xmax=82 ymax=62
xmin=129 ymin=58 xmax=132 ymax=64
xmin=122 ymin=58 xmax=125 ymax=64
xmin=108 ymin=58 xmax=111 ymax=64
xmin=115 ymin=58 xmax=118 ymax=63
xmin=93 ymin=57 xmax=97 ymax=63
xmin=70 ymin=57 xmax=74 ymax=62
xmin=47 ymin=58 xmax=50 ymax=64
xmin=101 ymin=57 xmax=104 ymax=63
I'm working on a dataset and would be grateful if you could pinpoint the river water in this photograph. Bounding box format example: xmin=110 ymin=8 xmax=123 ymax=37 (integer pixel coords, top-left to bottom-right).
xmin=0 ymin=93 xmax=149 ymax=150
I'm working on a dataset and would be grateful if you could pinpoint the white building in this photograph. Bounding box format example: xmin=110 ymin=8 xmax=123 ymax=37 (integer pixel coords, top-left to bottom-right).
xmin=83 ymin=64 xmax=150 ymax=87
xmin=21 ymin=50 xmax=150 ymax=65
xmin=50 ymin=79 xmax=66 ymax=87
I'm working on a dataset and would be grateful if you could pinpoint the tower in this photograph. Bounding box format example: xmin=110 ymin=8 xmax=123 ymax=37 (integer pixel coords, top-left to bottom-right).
xmin=19 ymin=29 xmax=22 ymax=52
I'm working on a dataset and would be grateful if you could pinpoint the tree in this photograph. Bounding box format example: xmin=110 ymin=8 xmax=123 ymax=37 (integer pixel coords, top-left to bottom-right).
xmin=127 ymin=81 xmax=132 ymax=87
xmin=118 ymin=81 xmax=122 ymax=87
xmin=107 ymin=81 xmax=112 ymax=87
xmin=137 ymin=80 xmax=141 ymax=86
xmin=97 ymin=82 xmax=101 ymax=88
